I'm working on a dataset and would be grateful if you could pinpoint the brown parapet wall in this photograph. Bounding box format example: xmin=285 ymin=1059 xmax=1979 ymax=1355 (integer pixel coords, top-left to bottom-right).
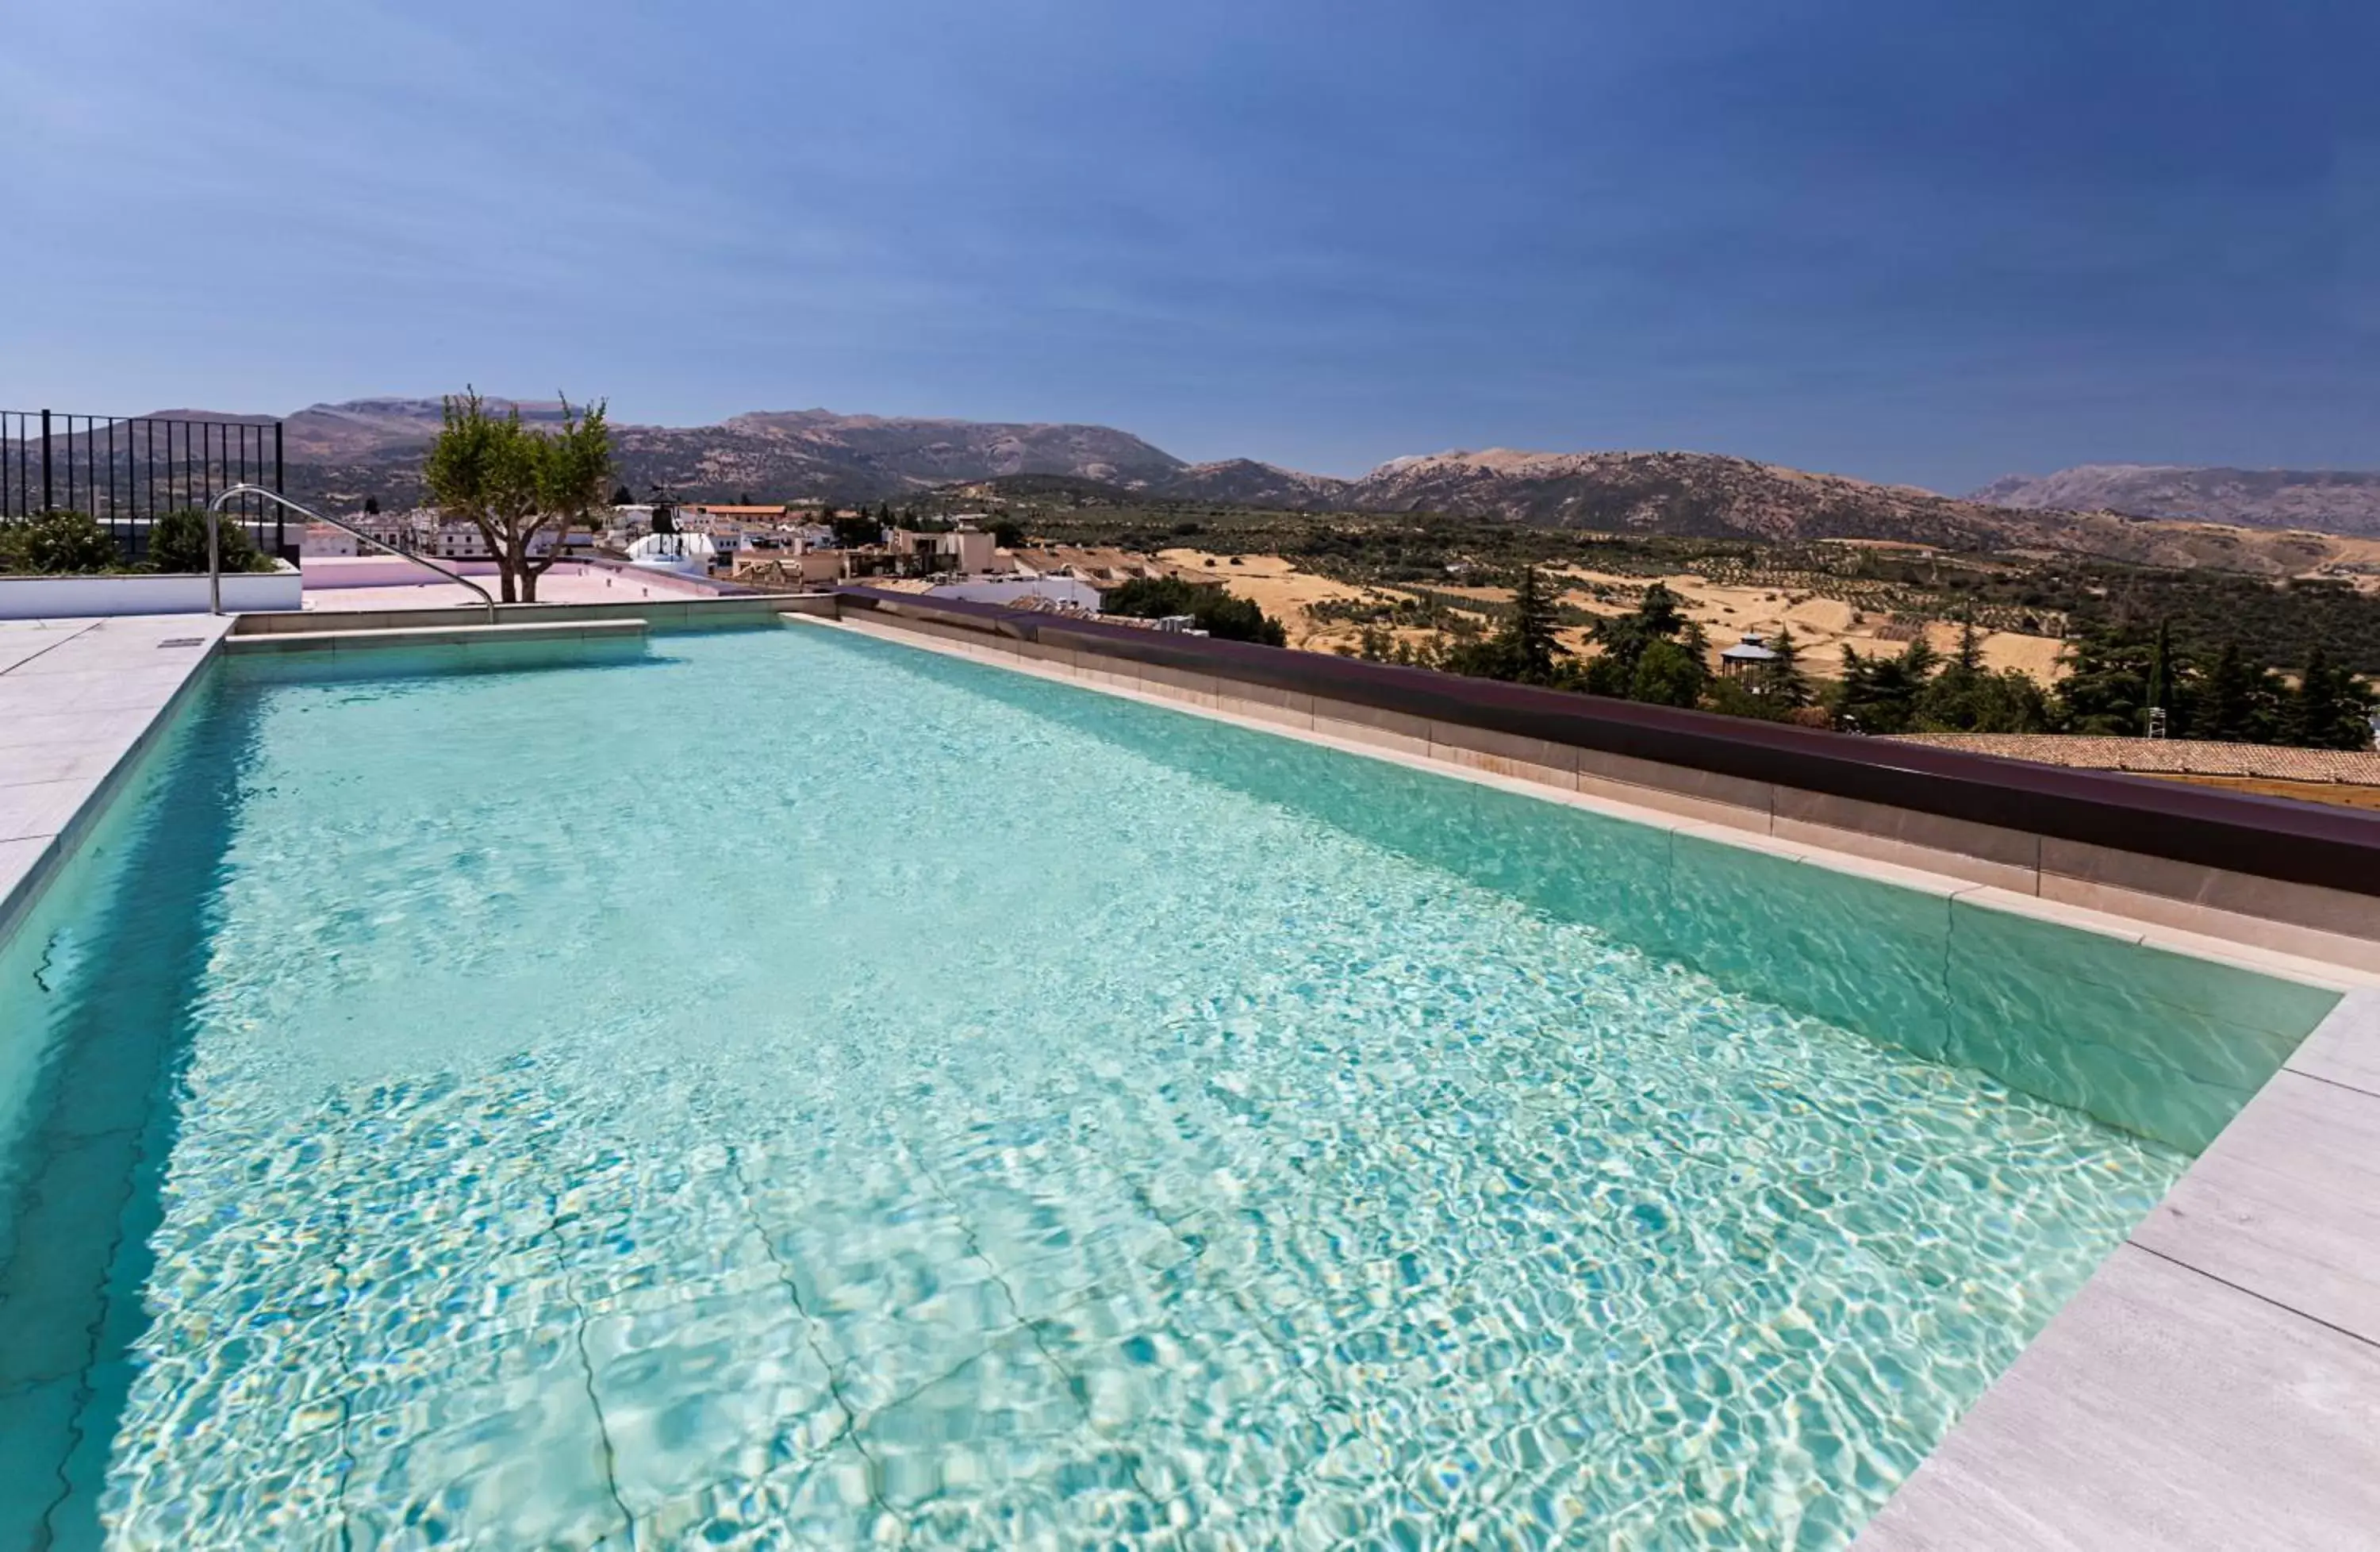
xmin=833 ymin=587 xmax=2380 ymax=944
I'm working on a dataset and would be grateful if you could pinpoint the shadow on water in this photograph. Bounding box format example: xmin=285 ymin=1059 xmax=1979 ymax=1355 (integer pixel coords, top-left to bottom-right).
xmin=854 ymin=636 xmax=1679 ymax=948
xmin=0 ymin=676 xmax=266 ymax=1550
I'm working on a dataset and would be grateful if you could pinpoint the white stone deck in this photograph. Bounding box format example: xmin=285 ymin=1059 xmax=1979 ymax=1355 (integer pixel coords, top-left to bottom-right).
xmin=0 ymin=613 xmax=232 ymax=946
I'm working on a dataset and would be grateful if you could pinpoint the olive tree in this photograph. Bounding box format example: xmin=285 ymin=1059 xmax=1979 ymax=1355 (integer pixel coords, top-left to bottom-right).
xmin=422 ymin=390 xmax=612 ymax=603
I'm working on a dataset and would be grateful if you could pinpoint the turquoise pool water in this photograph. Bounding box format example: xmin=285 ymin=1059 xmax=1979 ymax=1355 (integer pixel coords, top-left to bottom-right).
xmin=0 ymin=625 xmax=2263 ymax=1546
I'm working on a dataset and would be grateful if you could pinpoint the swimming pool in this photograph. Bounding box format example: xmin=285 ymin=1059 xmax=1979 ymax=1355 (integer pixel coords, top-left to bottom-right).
xmin=0 ymin=623 xmax=2332 ymax=1546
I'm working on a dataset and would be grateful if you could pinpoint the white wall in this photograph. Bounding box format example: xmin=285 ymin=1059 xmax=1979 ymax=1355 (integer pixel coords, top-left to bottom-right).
xmin=0 ymin=567 xmax=302 ymax=620
xmin=926 ymin=577 xmax=1104 ymax=611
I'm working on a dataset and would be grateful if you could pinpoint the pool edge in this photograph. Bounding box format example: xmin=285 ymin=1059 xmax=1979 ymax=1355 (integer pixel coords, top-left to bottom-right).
xmin=789 ymin=612 xmax=2375 ymax=994
xmin=1855 ymin=989 xmax=2380 ymax=1549
xmin=793 ymin=607 xmax=2380 ymax=1549
xmin=0 ymin=615 xmax=233 ymax=962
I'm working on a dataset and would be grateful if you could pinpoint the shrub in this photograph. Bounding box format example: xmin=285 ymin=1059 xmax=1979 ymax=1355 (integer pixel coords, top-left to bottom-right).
xmin=147 ymin=509 xmax=271 ymax=574
xmin=1102 ymin=574 xmax=1287 ymax=646
xmin=3 ymin=511 xmax=122 ymax=575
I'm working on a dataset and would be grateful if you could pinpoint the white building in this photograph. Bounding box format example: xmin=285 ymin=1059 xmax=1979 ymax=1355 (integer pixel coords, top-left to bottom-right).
xmin=624 ymin=531 xmax=719 ymax=574
xmin=889 ymin=527 xmax=1003 ymax=574
xmin=300 ymin=522 xmax=360 ymax=558
xmin=926 ymin=576 xmax=1104 ymax=611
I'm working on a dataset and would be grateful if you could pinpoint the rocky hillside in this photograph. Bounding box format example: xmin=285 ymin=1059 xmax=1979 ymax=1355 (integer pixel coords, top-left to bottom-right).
xmin=144 ymin=394 xmax=2377 ymax=576
xmin=1973 ymin=464 xmax=2380 ymax=537
xmin=1323 ymin=448 xmax=2018 ymax=546
xmin=1156 ymin=459 xmax=1356 ymax=509
xmin=249 ymin=397 xmax=1184 ymax=509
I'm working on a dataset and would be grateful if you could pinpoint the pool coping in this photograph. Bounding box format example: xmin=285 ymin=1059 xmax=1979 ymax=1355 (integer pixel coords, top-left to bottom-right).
xmin=793 ymin=606 xmax=2380 ymax=1550
xmin=0 ymin=613 xmax=234 ymax=955
xmin=221 ymin=617 xmax=651 ymax=654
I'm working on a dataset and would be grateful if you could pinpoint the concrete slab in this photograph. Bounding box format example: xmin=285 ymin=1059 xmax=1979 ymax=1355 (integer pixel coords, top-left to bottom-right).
xmin=0 ymin=780 xmax=96 ymax=844
xmin=0 ymin=613 xmax=230 ymax=955
xmin=2289 ymin=988 xmax=2380 ymax=1098
xmin=2129 ymin=1070 xmax=2380 ymax=1343
xmin=1856 ymin=1245 xmax=2380 ymax=1550
xmin=0 ymin=620 xmax=99 ymax=674
xmin=0 ymin=663 xmax=202 ymax=714
xmin=0 ymin=708 xmax=164 ymax=754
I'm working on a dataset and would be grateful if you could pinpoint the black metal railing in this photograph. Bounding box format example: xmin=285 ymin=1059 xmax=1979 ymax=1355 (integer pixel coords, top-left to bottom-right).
xmin=1 ymin=409 xmax=286 ymax=560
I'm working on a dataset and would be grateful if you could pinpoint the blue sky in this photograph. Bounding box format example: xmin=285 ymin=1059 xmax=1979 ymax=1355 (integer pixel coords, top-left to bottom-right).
xmin=3 ymin=0 xmax=2375 ymax=492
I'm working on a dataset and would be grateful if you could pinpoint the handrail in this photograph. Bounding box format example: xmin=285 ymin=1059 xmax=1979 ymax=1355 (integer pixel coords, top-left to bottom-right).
xmin=206 ymin=485 xmax=497 ymax=621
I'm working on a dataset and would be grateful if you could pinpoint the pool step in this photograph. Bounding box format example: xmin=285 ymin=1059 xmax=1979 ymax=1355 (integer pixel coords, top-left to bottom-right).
xmin=224 ymin=618 xmax=650 ymax=655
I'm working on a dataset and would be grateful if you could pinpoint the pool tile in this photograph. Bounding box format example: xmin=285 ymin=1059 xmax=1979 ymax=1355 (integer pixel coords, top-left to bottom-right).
xmin=584 ymin=1288 xmax=842 ymax=1516
xmin=1941 ymin=988 xmax=2250 ymax=1152
xmin=1955 ymin=893 xmax=2340 ymax=1046
xmin=855 ymin=1327 xmax=1096 ymax=1514
xmin=344 ymin=1372 xmax=626 ymax=1548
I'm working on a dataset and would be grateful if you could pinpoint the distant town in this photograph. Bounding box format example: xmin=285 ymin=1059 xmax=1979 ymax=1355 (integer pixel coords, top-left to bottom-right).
xmin=305 ymin=496 xmax=1189 ymax=626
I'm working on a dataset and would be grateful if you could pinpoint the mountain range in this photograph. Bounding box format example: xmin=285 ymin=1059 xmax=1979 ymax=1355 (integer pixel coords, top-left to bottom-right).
xmin=152 ymin=397 xmax=2380 ymax=570
xmin=1970 ymin=464 xmax=2380 ymax=537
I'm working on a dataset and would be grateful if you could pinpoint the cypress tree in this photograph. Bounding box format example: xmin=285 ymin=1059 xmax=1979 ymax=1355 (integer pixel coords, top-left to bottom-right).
xmin=1507 ymin=565 xmax=1560 ymax=682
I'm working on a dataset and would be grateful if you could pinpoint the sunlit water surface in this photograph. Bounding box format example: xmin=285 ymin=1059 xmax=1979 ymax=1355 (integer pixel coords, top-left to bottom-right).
xmin=0 ymin=627 xmax=2183 ymax=1549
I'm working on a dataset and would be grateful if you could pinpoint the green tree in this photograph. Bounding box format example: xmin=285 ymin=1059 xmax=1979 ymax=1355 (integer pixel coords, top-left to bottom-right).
xmin=1952 ymin=612 xmax=1984 ymax=675
xmin=1583 ymin=581 xmax=1700 ymax=698
xmin=1756 ymin=625 xmax=1813 ymax=708
xmin=610 ymin=484 xmax=634 ymax=507
xmin=1832 ymin=638 xmax=1938 ymax=735
xmin=2190 ymin=640 xmax=2280 ymax=743
xmin=422 ymin=390 xmax=612 ymax=603
xmin=2144 ymin=619 xmax=2174 ymax=721
xmin=528 ymin=398 xmax=613 ymax=600
xmin=2055 ymin=624 xmax=2156 ymax=735
xmin=1503 ymin=565 xmax=1563 ymax=682
xmin=1441 ymin=567 xmax=1574 ymax=685
xmin=2283 ymin=647 xmax=2377 ymax=750
xmin=1102 ymin=575 xmax=1288 ymax=646
xmin=1630 ymin=639 xmax=1706 ymax=708
xmin=1911 ymin=615 xmax=2049 ymax=732
xmin=423 ymin=390 xmax=539 ymax=603
xmin=1935 ymin=669 xmax=2054 ymax=733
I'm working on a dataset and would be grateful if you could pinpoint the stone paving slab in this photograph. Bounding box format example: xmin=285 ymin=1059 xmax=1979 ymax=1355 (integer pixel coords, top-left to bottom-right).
xmin=2131 ymin=1062 xmax=2380 ymax=1344
xmin=0 ymin=618 xmax=103 ymax=674
xmin=1856 ymin=1243 xmax=2380 ymax=1550
xmin=2289 ymin=985 xmax=2380 ymax=1098
xmin=0 ymin=614 xmax=230 ymax=954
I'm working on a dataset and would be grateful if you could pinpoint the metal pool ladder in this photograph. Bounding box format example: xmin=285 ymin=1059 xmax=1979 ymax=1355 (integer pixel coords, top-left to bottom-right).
xmin=205 ymin=485 xmax=499 ymax=621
